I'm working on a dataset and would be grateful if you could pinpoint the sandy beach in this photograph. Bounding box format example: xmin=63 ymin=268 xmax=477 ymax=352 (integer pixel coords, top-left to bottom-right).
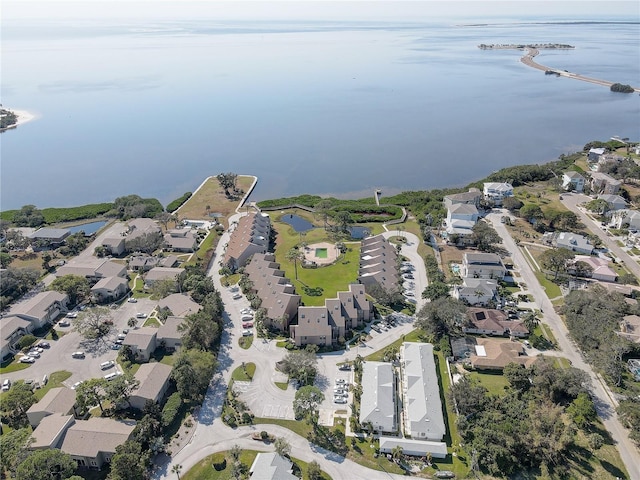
xmin=1 ymin=108 xmax=39 ymax=131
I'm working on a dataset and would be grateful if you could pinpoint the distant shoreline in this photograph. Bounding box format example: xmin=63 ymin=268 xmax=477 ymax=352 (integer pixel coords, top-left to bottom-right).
xmin=0 ymin=109 xmax=38 ymax=132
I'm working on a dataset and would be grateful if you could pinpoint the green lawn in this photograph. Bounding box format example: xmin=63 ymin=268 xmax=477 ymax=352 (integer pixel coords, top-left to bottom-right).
xmin=231 ymin=363 xmax=255 ymax=382
xmin=238 ymin=335 xmax=253 ymax=350
xmin=253 ymin=417 xmax=311 ymax=439
xmin=35 ymin=371 xmax=72 ymax=400
xmin=364 ymin=329 xmax=424 ymax=362
xmin=185 ymin=230 xmax=219 ymax=267
xmin=274 ymin=381 xmax=288 ymax=390
xmin=273 ymin=216 xmax=361 ymax=306
xmin=468 ymin=370 xmax=510 ymax=396
xmin=534 ymin=272 xmax=563 ymax=299
xmin=0 ymin=359 xmax=30 ymax=374
xmin=143 ymin=317 xmax=160 ymax=327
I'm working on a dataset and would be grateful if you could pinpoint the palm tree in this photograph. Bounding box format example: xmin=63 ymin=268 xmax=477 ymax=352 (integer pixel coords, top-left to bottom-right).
xmin=391 ymin=445 xmax=403 ymax=462
xmin=285 ymin=248 xmax=303 ymax=280
xmin=171 ymin=464 xmax=183 ymax=480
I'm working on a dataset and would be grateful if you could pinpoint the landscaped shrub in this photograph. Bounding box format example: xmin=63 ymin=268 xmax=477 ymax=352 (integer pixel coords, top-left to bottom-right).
xmin=17 ymin=335 xmax=37 ymax=350
xmin=161 ymin=392 xmax=182 ymax=426
xmin=166 ymin=192 xmax=192 ymax=213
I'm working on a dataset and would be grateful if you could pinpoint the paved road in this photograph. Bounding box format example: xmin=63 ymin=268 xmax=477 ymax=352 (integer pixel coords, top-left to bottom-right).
xmin=520 ymin=47 xmax=640 ymax=92
xmin=486 ymin=211 xmax=640 ymax=479
xmin=155 ymin=218 xmax=427 ymax=480
xmin=561 ymin=193 xmax=640 ymax=280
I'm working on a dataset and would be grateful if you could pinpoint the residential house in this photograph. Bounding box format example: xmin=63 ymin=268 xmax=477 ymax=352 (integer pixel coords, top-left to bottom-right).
xmin=164 ymin=229 xmax=198 ymax=253
xmin=561 ymin=171 xmax=585 ymax=192
xmin=30 ymin=413 xmax=75 ymax=450
xmin=470 ymin=337 xmax=537 ymax=370
xmin=56 ymin=259 xmax=127 ymax=284
xmin=157 ymin=293 xmax=201 ymax=317
xmin=27 ymin=387 xmax=78 ymax=428
xmin=28 ymin=228 xmax=71 ymax=249
xmin=359 ymin=361 xmax=396 ymax=433
xmin=444 ymin=203 xmax=478 ymax=239
xmin=597 ymin=153 xmax=625 ymax=171
xmin=60 ymin=417 xmax=136 ymax=469
xmin=5 ymin=291 xmax=69 ymax=330
xmin=223 ymin=212 xmax=271 ymax=271
xmin=358 ymin=234 xmax=399 ymax=293
xmin=598 ymin=194 xmax=627 ymax=212
xmin=461 ymin=252 xmax=506 ymax=280
xmin=101 ymin=237 xmax=125 ymax=256
xmin=627 ymin=359 xmax=640 ymax=381
xmin=483 ymin=182 xmax=513 ymax=205
xmin=379 ymin=437 xmax=447 ymax=459
xmin=248 ymin=453 xmax=297 ymax=480
xmin=123 ymin=327 xmax=157 ymax=362
xmin=290 ymin=306 xmax=332 ymax=347
xmin=144 ymin=267 xmax=185 ymax=288
xmin=588 ymin=147 xmax=606 ymax=162
xmin=590 ymin=172 xmax=622 ymax=195
xmin=126 ymin=218 xmax=161 ymax=239
xmin=400 ymin=343 xmax=446 ymax=441
xmin=464 ymin=308 xmax=529 ymax=338
xmin=1 ymin=316 xmax=32 ymax=360
xmin=157 ymin=316 xmax=184 ymax=350
xmin=159 ymin=255 xmax=179 ymax=268
xmin=128 ymin=255 xmax=159 ymax=272
xmin=553 ymin=232 xmax=594 ymax=255
xmin=572 ymin=255 xmax=618 ymax=282
xmin=452 ymin=278 xmax=498 ymax=305
xmin=129 ymin=363 xmax=173 ymax=410
xmin=611 ymin=209 xmax=640 ymax=231
xmin=91 ymin=276 xmax=129 ymax=303
xmin=442 ymin=188 xmax=482 ymax=210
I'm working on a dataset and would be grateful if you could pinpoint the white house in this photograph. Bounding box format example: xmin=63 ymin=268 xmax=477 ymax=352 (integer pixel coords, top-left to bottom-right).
xmin=483 ymin=182 xmax=513 ymax=205
xmin=561 ymin=171 xmax=585 ymax=192
xmin=588 ymin=147 xmax=606 ymax=162
xmin=452 ymin=278 xmax=498 ymax=305
xmin=445 ymin=203 xmax=478 ymax=237
xmin=554 ymin=232 xmax=593 ymax=255
xmin=598 ymin=194 xmax=628 ymax=212
xmin=359 ymin=361 xmax=396 ymax=433
xmin=611 ymin=209 xmax=640 ymax=231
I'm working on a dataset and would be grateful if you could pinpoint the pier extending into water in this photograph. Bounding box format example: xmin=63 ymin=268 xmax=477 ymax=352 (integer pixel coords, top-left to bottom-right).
xmin=479 ymin=43 xmax=640 ymax=93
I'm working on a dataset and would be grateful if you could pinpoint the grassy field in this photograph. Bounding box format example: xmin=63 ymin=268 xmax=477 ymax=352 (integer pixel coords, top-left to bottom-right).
xmin=468 ymin=370 xmax=510 ymax=396
xmin=0 ymin=359 xmax=30 ymax=374
xmin=143 ymin=317 xmax=161 ymax=327
xmin=272 ymin=212 xmax=361 ymax=306
xmin=274 ymin=381 xmax=288 ymax=390
xmin=176 ymin=175 xmax=255 ymax=227
xmin=238 ymin=335 xmax=253 ymax=349
xmin=364 ymin=329 xmax=425 ymax=362
xmin=34 ymin=370 xmax=72 ymax=400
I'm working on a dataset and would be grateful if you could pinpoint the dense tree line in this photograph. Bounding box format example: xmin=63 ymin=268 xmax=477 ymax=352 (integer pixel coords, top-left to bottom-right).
xmin=1 ymin=203 xmax=114 ymax=224
xmin=452 ymin=359 xmax=592 ymax=476
xmin=0 ymin=267 xmax=40 ymax=309
xmin=109 ymin=194 xmax=164 ymax=220
xmin=166 ymin=192 xmax=192 ymax=213
xmin=561 ymin=285 xmax=639 ymax=387
xmin=0 ymin=108 xmax=18 ymax=129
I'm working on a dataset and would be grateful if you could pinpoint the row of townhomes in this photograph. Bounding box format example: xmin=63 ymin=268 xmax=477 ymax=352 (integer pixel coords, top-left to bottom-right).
xmin=452 ymin=252 xmax=507 ymax=305
xmin=359 ymin=343 xmax=448 ymax=459
xmin=222 ymin=213 xmax=400 ymax=346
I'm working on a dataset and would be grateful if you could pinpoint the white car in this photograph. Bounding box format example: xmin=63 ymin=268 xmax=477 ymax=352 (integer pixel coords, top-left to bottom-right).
xmin=241 ymin=329 xmax=253 ymax=336
xmin=58 ymin=320 xmax=70 ymax=327
xmin=335 ymin=378 xmax=347 ymax=385
xmin=127 ymin=298 xmax=137 ymax=303
xmin=232 ymin=293 xmax=242 ymax=300
xmin=100 ymin=361 xmax=115 ymax=370
xmin=27 ymin=351 xmax=41 ymax=358
xmin=334 ymin=397 xmax=348 ymax=404
xmin=136 ymin=313 xmax=147 ymax=319
xmin=104 ymin=372 xmax=121 ymax=381
xmin=2 ymin=379 xmax=11 ymax=391
xmin=66 ymin=312 xmax=78 ymax=318
xmin=71 ymin=381 xmax=83 ymax=390
xmin=404 ymin=291 xmax=415 ymax=297
xmin=19 ymin=356 xmax=36 ymax=363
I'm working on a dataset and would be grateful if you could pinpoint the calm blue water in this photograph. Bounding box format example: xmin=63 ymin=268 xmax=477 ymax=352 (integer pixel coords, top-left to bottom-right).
xmin=281 ymin=214 xmax=315 ymax=232
xmin=67 ymin=220 xmax=108 ymax=236
xmin=1 ymin=16 xmax=639 ymax=210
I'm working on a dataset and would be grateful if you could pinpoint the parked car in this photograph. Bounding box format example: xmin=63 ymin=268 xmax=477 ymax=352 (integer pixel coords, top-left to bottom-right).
xmin=136 ymin=313 xmax=147 ymax=319
xmin=31 ymin=347 xmax=44 ymax=353
xmin=100 ymin=361 xmax=115 ymax=370
xmin=241 ymin=314 xmax=254 ymax=322
xmin=232 ymin=293 xmax=243 ymax=300
xmin=404 ymin=291 xmax=415 ymax=297
xmin=111 ymin=344 xmax=122 ymax=350
xmin=333 ymin=388 xmax=346 ymax=395
xmin=2 ymin=379 xmax=11 ymax=391
xmin=58 ymin=320 xmax=70 ymax=327
xmin=37 ymin=341 xmax=50 ymax=348
xmin=114 ymin=339 xmax=124 ymax=345
xmin=71 ymin=351 xmax=85 ymax=359
xmin=27 ymin=351 xmax=41 ymax=358
xmin=333 ymin=397 xmax=347 ymax=404
xmin=338 ymin=364 xmax=351 ymax=371
xmin=241 ymin=329 xmax=253 ymax=336
xmin=127 ymin=297 xmax=138 ymax=303
xmin=402 ymin=274 xmax=414 ymax=280
xmin=117 ymin=333 xmax=127 ymax=340
xmin=335 ymin=379 xmax=347 ymax=385
xmin=104 ymin=372 xmax=121 ymax=381
xmin=71 ymin=381 xmax=83 ymax=390
xmin=19 ymin=356 xmax=36 ymax=363
xmin=242 ymin=322 xmax=254 ymax=328
xmin=66 ymin=312 xmax=78 ymax=318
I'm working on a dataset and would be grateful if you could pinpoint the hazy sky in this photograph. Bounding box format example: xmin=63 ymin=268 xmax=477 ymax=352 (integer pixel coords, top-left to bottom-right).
xmin=3 ymin=0 xmax=639 ymax=22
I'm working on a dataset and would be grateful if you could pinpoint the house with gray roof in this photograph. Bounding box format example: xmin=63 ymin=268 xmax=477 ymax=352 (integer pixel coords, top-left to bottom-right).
xmin=358 ymin=235 xmax=399 ymax=293
xmin=611 ymin=209 xmax=640 ymax=231
xmin=60 ymin=417 xmax=136 ymax=469
xmin=101 ymin=236 xmax=125 ymax=256
xmin=28 ymin=228 xmax=71 ymax=249
xmin=164 ymin=229 xmax=198 ymax=252
xmin=157 ymin=293 xmax=201 ymax=317
xmin=443 ymin=188 xmax=482 ymax=210
xmin=249 ymin=453 xmax=297 ymax=480
xmin=91 ymin=276 xmax=129 ymax=304
xmin=461 ymin=252 xmax=506 ymax=280
xmin=590 ymin=171 xmax=621 ymax=195
xmin=379 ymin=437 xmax=447 ymax=459
xmin=123 ymin=327 xmax=157 ymax=362
xmin=483 ymin=182 xmax=513 ymax=205
xmin=445 ymin=203 xmax=478 ymax=239
xmin=453 ymin=278 xmax=497 ymax=305
xmin=401 ymin=343 xmax=446 ymax=441
xmin=598 ymin=194 xmax=628 ymax=212
xmin=30 ymin=413 xmax=75 ymax=450
xmin=562 ymin=171 xmax=585 ymax=192
xmin=157 ymin=316 xmax=184 ymax=350
xmin=588 ymin=147 xmax=606 ymax=162
xmin=27 ymin=387 xmax=78 ymax=428
xmin=6 ymin=290 xmax=69 ymax=329
xmin=129 ymin=362 xmax=173 ymax=410
xmin=144 ymin=267 xmax=185 ymax=288
xmin=56 ymin=259 xmax=126 ymax=284
xmin=359 ymin=361 xmax=396 ymax=433
xmin=553 ymin=232 xmax=593 ymax=255
xmin=1 ymin=316 xmax=32 ymax=360
xmin=128 ymin=255 xmax=159 ymax=272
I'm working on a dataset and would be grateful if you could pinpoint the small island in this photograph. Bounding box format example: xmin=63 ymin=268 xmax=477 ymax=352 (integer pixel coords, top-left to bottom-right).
xmin=0 ymin=108 xmax=18 ymax=131
xmin=610 ymin=83 xmax=635 ymax=93
xmin=478 ymin=43 xmax=574 ymax=50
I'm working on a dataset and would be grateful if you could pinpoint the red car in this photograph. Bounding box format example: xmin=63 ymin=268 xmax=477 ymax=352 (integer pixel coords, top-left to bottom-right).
xmin=242 ymin=322 xmax=253 ymax=328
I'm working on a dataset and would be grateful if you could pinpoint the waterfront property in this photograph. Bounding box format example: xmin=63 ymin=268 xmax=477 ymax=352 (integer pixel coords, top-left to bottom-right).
xmin=461 ymin=252 xmax=506 ymax=280
xmin=561 ymin=171 xmax=585 ymax=192
xmin=483 ymin=182 xmax=513 ymax=206
xmin=358 ymin=234 xmax=399 ymax=294
xmin=223 ymin=212 xmax=271 ymax=271
xmin=589 ymin=171 xmax=622 ymax=195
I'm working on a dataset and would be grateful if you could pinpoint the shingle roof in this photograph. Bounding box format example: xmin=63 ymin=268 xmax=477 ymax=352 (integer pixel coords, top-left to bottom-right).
xmin=157 ymin=293 xmax=201 ymax=317
xmin=123 ymin=327 xmax=157 ymax=350
xmin=27 ymin=387 xmax=76 ymax=415
xmin=60 ymin=418 xmax=135 ymax=458
xmin=157 ymin=316 xmax=183 ymax=341
xmin=131 ymin=363 xmax=172 ymax=402
xmin=30 ymin=413 xmax=75 ymax=449
xmin=9 ymin=291 xmax=67 ymax=319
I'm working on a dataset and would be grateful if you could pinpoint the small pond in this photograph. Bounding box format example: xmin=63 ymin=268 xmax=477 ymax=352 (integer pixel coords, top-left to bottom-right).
xmin=281 ymin=214 xmax=315 ymax=232
xmin=349 ymin=226 xmax=370 ymax=239
xmin=68 ymin=220 xmax=108 ymax=236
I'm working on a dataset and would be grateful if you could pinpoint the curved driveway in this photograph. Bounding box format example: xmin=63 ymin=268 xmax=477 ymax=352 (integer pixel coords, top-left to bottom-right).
xmin=155 ymin=219 xmax=426 ymax=480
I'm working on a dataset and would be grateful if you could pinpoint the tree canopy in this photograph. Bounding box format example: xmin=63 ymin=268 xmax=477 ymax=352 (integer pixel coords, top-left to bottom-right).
xmin=16 ymin=449 xmax=76 ymax=480
xmin=48 ymin=274 xmax=90 ymax=305
xmin=293 ymin=385 xmax=325 ymax=421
